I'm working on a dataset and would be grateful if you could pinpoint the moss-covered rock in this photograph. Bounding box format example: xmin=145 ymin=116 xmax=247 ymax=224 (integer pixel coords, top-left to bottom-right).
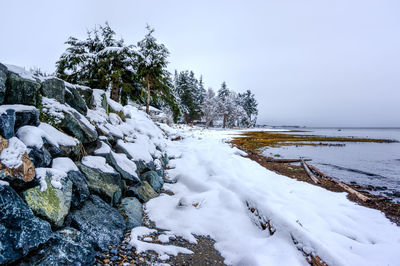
xmin=23 ymin=176 xmax=72 ymax=227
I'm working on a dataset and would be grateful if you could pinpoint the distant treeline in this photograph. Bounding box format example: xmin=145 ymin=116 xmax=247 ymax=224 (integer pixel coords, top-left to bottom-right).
xmin=54 ymin=23 xmax=258 ymax=127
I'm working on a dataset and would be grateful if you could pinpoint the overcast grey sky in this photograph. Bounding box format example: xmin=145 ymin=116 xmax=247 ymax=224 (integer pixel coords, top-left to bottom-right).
xmin=1 ymin=0 xmax=399 ymax=127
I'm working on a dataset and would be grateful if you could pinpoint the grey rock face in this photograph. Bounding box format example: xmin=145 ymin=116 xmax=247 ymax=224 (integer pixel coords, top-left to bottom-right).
xmin=0 ymin=109 xmax=15 ymax=139
xmin=67 ymin=170 xmax=90 ymax=209
xmin=77 ymin=162 xmax=122 ymax=206
xmin=0 ymin=185 xmax=52 ymax=264
xmin=118 ymin=197 xmax=143 ymax=230
xmin=0 ymin=63 xmax=7 ymax=104
xmin=20 ymin=227 xmax=95 ymax=266
xmin=65 ymin=85 xmax=87 ymax=115
xmin=41 ymin=77 xmax=66 ymax=103
xmin=141 ymin=171 xmax=164 ymax=192
xmin=5 ymin=72 xmax=41 ymax=106
xmin=68 ymin=195 xmax=126 ymax=251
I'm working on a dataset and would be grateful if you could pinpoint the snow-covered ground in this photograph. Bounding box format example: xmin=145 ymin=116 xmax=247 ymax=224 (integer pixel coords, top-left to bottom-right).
xmin=146 ymin=127 xmax=400 ymax=266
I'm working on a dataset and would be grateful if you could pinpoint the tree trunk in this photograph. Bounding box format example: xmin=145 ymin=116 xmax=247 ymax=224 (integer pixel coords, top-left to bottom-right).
xmin=223 ymin=114 xmax=227 ymax=128
xmin=145 ymin=76 xmax=151 ymax=114
xmin=110 ymin=82 xmax=120 ymax=103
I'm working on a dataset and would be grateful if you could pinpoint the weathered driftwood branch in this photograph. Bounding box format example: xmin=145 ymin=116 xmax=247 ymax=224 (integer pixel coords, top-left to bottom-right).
xmin=306 ymin=163 xmax=370 ymax=202
xmin=265 ymin=158 xmax=312 ymax=163
xmin=301 ymin=159 xmax=320 ymax=184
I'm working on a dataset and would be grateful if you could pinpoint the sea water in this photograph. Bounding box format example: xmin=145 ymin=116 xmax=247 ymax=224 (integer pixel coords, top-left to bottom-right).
xmin=262 ymin=128 xmax=400 ymax=201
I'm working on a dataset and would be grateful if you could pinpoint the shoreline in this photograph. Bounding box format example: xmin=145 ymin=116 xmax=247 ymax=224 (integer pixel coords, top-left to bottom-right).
xmin=231 ymin=133 xmax=400 ymax=226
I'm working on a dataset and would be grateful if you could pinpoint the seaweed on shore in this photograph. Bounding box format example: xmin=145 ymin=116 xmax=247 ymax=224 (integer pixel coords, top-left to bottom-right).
xmin=231 ymin=131 xmax=396 ymax=151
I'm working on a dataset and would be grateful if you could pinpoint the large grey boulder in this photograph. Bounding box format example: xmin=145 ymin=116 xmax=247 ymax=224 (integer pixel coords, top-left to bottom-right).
xmin=20 ymin=227 xmax=95 ymax=266
xmin=0 ymin=109 xmax=15 ymax=139
xmin=5 ymin=71 xmax=41 ymax=106
xmin=119 ymin=197 xmax=143 ymax=230
xmin=41 ymin=77 xmax=65 ymax=103
xmin=0 ymin=185 xmax=52 ymax=264
xmin=23 ymin=176 xmax=73 ymax=228
xmin=0 ymin=63 xmax=7 ymax=104
xmin=65 ymin=85 xmax=88 ymax=115
xmin=67 ymin=170 xmax=90 ymax=209
xmin=141 ymin=170 xmax=164 ymax=192
xmin=127 ymin=181 xmax=158 ymax=203
xmin=68 ymin=195 xmax=126 ymax=251
xmin=77 ymin=159 xmax=122 ymax=206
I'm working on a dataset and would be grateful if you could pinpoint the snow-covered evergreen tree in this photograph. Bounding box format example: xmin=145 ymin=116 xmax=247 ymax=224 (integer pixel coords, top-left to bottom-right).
xmin=238 ymin=90 xmax=258 ymax=126
xmin=136 ymin=25 xmax=171 ymax=114
xmin=56 ymin=22 xmax=135 ymax=102
xmin=201 ymin=88 xmax=219 ymax=127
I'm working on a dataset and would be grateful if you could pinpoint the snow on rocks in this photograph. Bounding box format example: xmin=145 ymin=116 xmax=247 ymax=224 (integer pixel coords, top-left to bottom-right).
xmin=129 ymin=226 xmax=192 ymax=258
xmin=0 ymin=137 xmax=28 ymax=168
xmin=145 ymin=128 xmax=400 ymax=266
xmin=81 ymin=156 xmax=116 ymax=174
xmin=35 ymin=167 xmax=68 ymax=191
xmin=52 ymin=157 xmax=79 ymax=173
xmin=17 ymin=124 xmax=79 ymax=149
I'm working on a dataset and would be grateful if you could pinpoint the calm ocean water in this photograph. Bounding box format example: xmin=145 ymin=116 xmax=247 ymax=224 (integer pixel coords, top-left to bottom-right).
xmin=262 ymin=128 xmax=400 ymax=201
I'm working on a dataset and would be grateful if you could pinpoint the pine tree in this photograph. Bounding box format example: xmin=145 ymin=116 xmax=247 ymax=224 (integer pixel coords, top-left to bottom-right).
xmin=136 ymin=25 xmax=170 ymax=114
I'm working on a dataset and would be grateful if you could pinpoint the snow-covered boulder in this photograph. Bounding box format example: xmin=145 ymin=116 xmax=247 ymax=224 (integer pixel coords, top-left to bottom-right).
xmin=68 ymin=195 xmax=126 ymax=251
xmin=23 ymin=172 xmax=73 ymax=227
xmin=3 ymin=64 xmax=41 ymax=106
xmin=41 ymin=97 xmax=97 ymax=144
xmin=0 ymin=136 xmax=35 ymax=187
xmin=95 ymin=142 xmax=140 ymax=185
xmin=118 ymin=197 xmax=143 ymax=230
xmin=22 ymin=227 xmax=95 ymax=265
xmin=17 ymin=124 xmax=82 ymax=159
xmin=77 ymin=156 xmax=122 ymax=206
xmin=0 ymin=185 xmax=52 ymax=264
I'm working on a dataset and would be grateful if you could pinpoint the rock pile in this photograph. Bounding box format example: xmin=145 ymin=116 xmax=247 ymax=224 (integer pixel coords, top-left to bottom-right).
xmin=0 ymin=63 xmax=171 ymax=265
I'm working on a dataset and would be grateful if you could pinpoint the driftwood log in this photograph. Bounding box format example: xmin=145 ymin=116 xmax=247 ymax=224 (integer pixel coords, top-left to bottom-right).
xmin=306 ymin=163 xmax=370 ymax=202
xmin=301 ymin=159 xmax=320 ymax=184
xmin=266 ymin=158 xmax=312 ymax=163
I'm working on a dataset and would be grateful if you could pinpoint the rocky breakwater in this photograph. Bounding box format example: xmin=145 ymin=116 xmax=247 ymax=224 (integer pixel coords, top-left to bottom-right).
xmin=0 ymin=63 xmax=173 ymax=265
